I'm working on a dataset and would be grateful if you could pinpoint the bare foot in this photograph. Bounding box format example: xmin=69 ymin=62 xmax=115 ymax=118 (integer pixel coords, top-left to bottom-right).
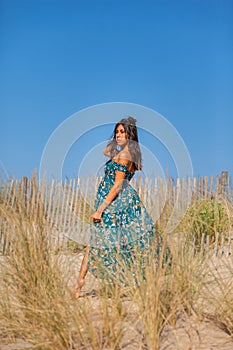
xmin=72 ymin=278 xmax=85 ymax=299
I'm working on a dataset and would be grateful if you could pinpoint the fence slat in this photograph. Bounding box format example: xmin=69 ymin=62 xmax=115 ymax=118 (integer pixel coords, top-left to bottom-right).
xmin=0 ymin=175 xmax=232 ymax=256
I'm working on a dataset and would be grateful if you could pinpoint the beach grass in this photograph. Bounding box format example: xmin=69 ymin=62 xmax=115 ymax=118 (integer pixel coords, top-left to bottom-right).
xmin=0 ymin=173 xmax=232 ymax=349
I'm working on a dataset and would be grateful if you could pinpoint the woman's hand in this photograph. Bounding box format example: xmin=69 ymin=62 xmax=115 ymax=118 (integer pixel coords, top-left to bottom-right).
xmin=90 ymin=210 xmax=102 ymax=222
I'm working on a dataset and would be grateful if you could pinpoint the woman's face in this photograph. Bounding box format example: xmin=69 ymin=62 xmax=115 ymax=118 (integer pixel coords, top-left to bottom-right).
xmin=115 ymin=124 xmax=127 ymax=148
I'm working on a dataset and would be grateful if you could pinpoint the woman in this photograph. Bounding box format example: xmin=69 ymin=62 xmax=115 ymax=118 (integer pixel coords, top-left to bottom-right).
xmin=72 ymin=116 xmax=156 ymax=298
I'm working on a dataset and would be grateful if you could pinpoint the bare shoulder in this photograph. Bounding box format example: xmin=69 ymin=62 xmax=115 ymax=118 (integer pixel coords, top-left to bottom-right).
xmin=113 ymin=150 xmax=132 ymax=165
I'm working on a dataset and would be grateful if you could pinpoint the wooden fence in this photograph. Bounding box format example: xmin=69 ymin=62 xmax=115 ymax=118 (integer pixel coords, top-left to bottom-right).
xmin=0 ymin=172 xmax=232 ymax=256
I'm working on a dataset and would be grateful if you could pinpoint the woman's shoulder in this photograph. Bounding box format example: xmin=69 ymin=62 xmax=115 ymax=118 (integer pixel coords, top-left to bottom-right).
xmin=112 ymin=150 xmax=136 ymax=172
xmin=112 ymin=150 xmax=131 ymax=164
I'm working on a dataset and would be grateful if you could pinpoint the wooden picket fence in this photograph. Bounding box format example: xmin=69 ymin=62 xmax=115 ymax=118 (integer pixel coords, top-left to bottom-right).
xmin=0 ymin=172 xmax=232 ymax=257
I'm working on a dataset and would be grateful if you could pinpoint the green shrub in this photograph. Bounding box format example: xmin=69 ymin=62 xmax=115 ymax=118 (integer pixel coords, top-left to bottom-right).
xmin=188 ymin=199 xmax=229 ymax=245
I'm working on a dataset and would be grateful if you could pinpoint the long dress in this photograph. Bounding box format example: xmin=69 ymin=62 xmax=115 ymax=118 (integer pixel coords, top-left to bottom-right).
xmin=88 ymin=159 xmax=160 ymax=281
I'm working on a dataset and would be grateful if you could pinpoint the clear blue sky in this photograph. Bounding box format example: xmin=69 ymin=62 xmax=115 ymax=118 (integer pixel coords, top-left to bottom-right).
xmin=1 ymin=0 xmax=233 ymax=180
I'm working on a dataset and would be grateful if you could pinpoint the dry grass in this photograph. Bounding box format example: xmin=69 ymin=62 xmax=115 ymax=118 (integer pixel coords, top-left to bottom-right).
xmin=200 ymin=256 xmax=233 ymax=337
xmin=0 ymin=174 xmax=232 ymax=349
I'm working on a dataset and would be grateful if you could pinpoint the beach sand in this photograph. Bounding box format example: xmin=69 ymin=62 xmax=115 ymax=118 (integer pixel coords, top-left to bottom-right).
xmin=1 ymin=254 xmax=233 ymax=350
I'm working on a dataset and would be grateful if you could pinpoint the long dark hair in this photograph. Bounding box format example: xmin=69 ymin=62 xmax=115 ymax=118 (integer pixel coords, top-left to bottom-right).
xmin=106 ymin=116 xmax=142 ymax=170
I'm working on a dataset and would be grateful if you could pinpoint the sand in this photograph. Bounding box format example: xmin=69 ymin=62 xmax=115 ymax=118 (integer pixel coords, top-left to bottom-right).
xmin=1 ymin=254 xmax=233 ymax=350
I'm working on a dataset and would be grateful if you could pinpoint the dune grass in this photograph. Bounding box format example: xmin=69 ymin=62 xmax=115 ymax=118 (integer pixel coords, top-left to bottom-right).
xmin=0 ymin=174 xmax=232 ymax=349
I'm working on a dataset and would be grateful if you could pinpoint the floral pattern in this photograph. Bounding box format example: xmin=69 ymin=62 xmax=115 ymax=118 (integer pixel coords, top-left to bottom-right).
xmin=88 ymin=160 xmax=159 ymax=280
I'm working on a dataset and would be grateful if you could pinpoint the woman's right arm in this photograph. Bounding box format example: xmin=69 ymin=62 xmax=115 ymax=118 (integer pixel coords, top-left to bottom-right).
xmin=91 ymin=169 xmax=126 ymax=221
xmin=91 ymin=155 xmax=129 ymax=222
xmin=103 ymin=144 xmax=111 ymax=157
xmin=103 ymin=141 xmax=118 ymax=157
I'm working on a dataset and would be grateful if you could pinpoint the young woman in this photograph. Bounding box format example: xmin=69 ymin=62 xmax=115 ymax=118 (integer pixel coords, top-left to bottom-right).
xmin=72 ymin=116 xmax=156 ymax=298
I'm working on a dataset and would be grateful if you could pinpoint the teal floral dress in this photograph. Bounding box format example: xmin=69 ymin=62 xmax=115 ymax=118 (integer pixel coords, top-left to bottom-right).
xmin=88 ymin=160 xmax=159 ymax=281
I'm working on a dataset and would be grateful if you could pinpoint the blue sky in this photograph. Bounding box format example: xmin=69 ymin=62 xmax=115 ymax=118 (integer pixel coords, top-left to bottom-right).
xmin=1 ymin=0 xmax=233 ymax=180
